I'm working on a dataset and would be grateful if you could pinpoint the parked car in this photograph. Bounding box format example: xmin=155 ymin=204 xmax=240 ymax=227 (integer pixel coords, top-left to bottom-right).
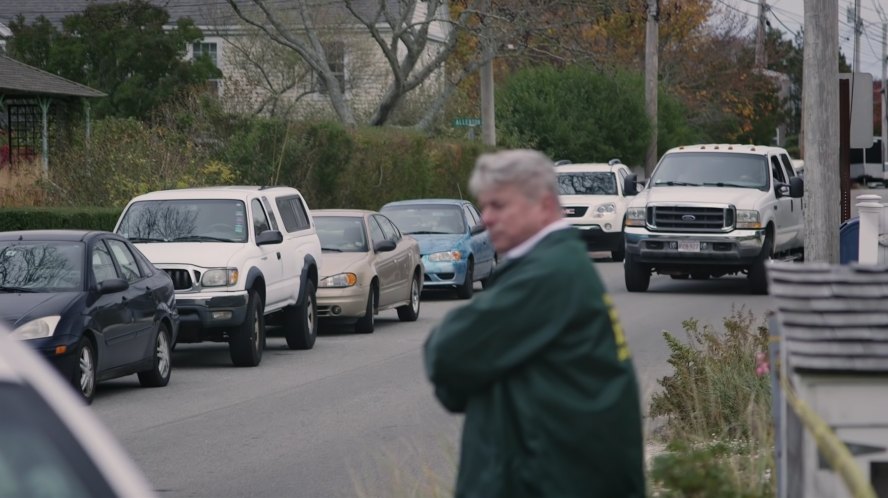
xmin=0 ymin=324 xmax=157 ymax=497
xmin=556 ymin=159 xmax=635 ymax=261
xmin=115 ymin=186 xmax=322 ymax=366
xmin=0 ymin=230 xmax=178 ymax=404
xmin=380 ymin=199 xmax=495 ymax=299
xmin=313 ymin=210 xmax=423 ymax=333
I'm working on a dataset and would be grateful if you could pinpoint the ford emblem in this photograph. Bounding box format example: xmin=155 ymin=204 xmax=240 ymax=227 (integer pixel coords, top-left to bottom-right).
xmin=682 ymin=214 xmax=696 ymax=221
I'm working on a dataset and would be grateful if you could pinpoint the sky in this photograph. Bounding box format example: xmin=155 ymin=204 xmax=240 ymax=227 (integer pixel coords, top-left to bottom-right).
xmin=731 ymin=0 xmax=888 ymax=78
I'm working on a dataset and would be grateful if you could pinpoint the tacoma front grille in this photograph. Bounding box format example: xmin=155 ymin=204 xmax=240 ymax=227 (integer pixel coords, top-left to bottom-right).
xmin=647 ymin=206 xmax=734 ymax=232
xmin=164 ymin=269 xmax=194 ymax=290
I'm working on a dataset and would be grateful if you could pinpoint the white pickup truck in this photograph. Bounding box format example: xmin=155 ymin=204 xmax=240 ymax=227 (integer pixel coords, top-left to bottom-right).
xmin=622 ymin=144 xmax=804 ymax=294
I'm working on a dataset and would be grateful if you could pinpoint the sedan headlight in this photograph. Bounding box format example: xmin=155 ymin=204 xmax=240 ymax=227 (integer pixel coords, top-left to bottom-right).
xmin=319 ymin=273 xmax=358 ymax=288
xmin=625 ymin=207 xmax=646 ymax=227
xmin=736 ymin=210 xmax=762 ymax=229
xmin=11 ymin=316 xmax=61 ymax=340
xmin=201 ymin=268 xmax=239 ymax=287
xmin=428 ymin=250 xmax=462 ymax=262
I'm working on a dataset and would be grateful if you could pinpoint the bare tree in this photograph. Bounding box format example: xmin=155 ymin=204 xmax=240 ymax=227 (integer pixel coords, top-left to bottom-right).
xmin=223 ymin=0 xmax=585 ymax=127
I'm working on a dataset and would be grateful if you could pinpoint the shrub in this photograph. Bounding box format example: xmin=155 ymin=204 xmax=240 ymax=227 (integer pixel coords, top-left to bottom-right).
xmin=648 ymin=307 xmax=774 ymax=497
xmin=0 ymin=207 xmax=121 ymax=231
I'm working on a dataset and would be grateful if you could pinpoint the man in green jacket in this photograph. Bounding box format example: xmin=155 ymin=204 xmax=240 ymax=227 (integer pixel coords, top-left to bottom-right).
xmin=424 ymin=149 xmax=645 ymax=498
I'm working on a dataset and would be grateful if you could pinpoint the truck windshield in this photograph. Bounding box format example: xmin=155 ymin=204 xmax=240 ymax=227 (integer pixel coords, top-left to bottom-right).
xmin=651 ymin=152 xmax=769 ymax=190
xmin=116 ymin=200 xmax=249 ymax=243
xmin=557 ymin=172 xmax=617 ymax=195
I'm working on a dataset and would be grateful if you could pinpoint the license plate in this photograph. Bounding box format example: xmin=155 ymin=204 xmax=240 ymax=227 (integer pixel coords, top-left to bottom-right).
xmin=678 ymin=241 xmax=700 ymax=252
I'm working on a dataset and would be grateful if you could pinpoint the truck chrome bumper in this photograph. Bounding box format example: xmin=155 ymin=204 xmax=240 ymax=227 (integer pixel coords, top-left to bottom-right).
xmin=624 ymin=228 xmax=766 ymax=264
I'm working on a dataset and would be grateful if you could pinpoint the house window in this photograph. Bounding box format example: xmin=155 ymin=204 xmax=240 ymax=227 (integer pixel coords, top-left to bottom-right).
xmin=313 ymin=42 xmax=346 ymax=94
xmin=193 ymin=42 xmax=218 ymax=66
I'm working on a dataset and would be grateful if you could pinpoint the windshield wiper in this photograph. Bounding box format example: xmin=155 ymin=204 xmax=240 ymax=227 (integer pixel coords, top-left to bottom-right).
xmin=0 ymin=285 xmax=37 ymax=293
xmin=404 ymin=231 xmax=452 ymax=235
xmin=172 ymin=235 xmax=233 ymax=243
xmin=127 ymin=237 xmax=165 ymax=243
xmin=321 ymin=247 xmax=343 ymax=252
xmin=655 ymin=181 xmax=701 ymax=187
xmin=703 ymin=182 xmax=753 ymax=188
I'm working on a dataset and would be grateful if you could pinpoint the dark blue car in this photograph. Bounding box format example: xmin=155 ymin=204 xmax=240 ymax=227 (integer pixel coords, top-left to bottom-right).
xmin=381 ymin=199 xmax=496 ymax=299
xmin=0 ymin=230 xmax=179 ymax=403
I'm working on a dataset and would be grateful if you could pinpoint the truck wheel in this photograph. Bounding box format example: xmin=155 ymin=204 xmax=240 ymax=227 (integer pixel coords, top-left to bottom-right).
xmin=611 ymin=245 xmax=625 ymax=262
xmin=624 ymin=255 xmax=650 ymax=292
xmin=285 ymin=280 xmax=317 ymax=350
xmin=748 ymin=236 xmax=773 ymax=295
xmin=230 ymin=290 xmax=264 ymax=367
xmin=355 ymin=285 xmax=377 ymax=334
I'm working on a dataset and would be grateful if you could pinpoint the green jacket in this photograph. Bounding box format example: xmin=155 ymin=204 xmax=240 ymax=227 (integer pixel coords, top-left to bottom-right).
xmin=424 ymin=228 xmax=645 ymax=498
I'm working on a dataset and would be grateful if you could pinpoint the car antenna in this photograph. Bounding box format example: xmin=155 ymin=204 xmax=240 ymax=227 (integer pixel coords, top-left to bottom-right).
xmin=457 ymin=183 xmax=463 ymax=200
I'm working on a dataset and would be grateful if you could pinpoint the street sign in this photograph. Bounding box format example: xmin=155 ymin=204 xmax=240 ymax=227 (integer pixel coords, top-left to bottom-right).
xmin=453 ymin=117 xmax=481 ymax=127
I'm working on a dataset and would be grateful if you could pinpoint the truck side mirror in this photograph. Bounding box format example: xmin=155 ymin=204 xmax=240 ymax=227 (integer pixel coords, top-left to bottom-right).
xmin=789 ymin=176 xmax=804 ymax=198
xmin=624 ymin=174 xmax=639 ymax=196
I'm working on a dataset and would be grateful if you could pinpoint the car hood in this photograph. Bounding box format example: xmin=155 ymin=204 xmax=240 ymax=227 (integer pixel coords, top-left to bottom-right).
xmin=637 ymin=186 xmax=764 ymax=208
xmin=411 ymin=234 xmax=465 ymax=255
xmin=319 ymin=252 xmax=370 ymax=277
xmin=559 ymin=194 xmax=621 ymax=207
xmin=134 ymin=242 xmax=248 ymax=268
xmin=0 ymin=292 xmax=80 ymax=328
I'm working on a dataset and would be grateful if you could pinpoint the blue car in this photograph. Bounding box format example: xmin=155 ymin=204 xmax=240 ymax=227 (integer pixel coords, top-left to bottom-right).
xmin=381 ymin=199 xmax=496 ymax=299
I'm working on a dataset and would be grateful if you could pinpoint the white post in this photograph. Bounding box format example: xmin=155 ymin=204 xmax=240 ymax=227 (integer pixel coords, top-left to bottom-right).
xmin=857 ymin=194 xmax=883 ymax=264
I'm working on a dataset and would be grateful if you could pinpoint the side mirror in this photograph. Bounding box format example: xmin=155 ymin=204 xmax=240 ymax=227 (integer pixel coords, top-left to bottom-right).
xmin=789 ymin=176 xmax=804 ymax=198
xmin=96 ymin=278 xmax=129 ymax=295
xmin=256 ymin=230 xmax=283 ymax=246
xmin=624 ymin=174 xmax=639 ymax=196
xmin=374 ymin=240 xmax=396 ymax=252
xmin=470 ymin=224 xmax=487 ymax=235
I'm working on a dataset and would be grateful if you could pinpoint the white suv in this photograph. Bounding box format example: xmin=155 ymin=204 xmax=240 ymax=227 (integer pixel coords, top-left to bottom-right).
xmin=114 ymin=186 xmax=322 ymax=366
xmin=556 ymin=160 xmax=635 ymax=261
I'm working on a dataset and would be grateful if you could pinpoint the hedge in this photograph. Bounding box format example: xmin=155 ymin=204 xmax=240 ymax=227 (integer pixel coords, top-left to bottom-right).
xmin=0 ymin=208 xmax=122 ymax=232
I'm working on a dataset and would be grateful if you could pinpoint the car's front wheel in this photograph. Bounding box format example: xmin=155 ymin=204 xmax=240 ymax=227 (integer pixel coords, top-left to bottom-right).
xmin=73 ymin=336 xmax=97 ymax=404
xmin=397 ymin=274 xmax=421 ymax=321
xmin=456 ymin=259 xmax=474 ymax=299
xmin=355 ymin=285 xmax=377 ymax=334
xmin=138 ymin=323 xmax=172 ymax=387
xmin=229 ymin=290 xmax=264 ymax=367
xmin=285 ymin=281 xmax=318 ymax=349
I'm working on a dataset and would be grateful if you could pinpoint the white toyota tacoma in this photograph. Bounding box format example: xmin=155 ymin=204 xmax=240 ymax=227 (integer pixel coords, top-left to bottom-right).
xmin=622 ymin=144 xmax=804 ymax=294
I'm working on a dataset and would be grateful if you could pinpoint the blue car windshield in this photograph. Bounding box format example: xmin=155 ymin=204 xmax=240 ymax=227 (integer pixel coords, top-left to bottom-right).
xmin=117 ymin=200 xmax=249 ymax=243
xmin=382 ymin=205 xmax=466 ymax=235
xmin=0 ymin=242 xmax=84 ymax=292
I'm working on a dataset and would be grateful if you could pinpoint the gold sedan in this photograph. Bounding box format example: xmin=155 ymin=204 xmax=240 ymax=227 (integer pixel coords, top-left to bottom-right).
xmin=314 ymin=210 xmax=423 ymax=333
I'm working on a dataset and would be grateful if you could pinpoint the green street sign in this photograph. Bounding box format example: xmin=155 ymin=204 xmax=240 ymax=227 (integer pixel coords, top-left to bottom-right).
xmin=453 ymin=117 xmax=481 ymax=127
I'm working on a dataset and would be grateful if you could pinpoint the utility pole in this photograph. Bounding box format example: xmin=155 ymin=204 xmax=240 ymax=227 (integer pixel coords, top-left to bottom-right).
xmin=882 ymin=22 xmax=887 ymax=168
xmin=480 ymin=19 xmax=496 ymax=147
xmin=853 ymin=0 xmax=862 ymax=71
xmin=755 ymin=0 xmax=768 ymax=68
xmin=643 ymin=0 xmax=659 ymax=178
xmin=803 ymin=0 xmax=840 ymax=263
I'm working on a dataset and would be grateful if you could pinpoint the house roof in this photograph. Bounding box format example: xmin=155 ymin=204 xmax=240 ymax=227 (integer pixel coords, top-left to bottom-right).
xmin=768 ymin=262 xmax=888 ymax=373
xmin=0 ymin=54 xmax=105 ymax=98
xmin=0 ymin=0 xmax=403 ymax=28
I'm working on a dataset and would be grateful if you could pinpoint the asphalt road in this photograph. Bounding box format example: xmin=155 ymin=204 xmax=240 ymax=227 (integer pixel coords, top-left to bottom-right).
xmin=92 ymin=258 xmax=775 ymax=497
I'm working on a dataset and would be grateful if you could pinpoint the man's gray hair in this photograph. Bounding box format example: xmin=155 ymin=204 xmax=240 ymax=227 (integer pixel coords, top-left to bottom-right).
xmin=469 ymin=149 xmax=559 ymax=200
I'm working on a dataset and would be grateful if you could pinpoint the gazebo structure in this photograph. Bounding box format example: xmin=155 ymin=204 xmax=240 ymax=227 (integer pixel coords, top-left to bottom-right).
xmin=0 ymin=54 xmax=105 ymax=174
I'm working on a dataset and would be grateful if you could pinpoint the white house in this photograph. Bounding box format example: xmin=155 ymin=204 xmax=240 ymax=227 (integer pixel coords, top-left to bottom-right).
xmin=0 ymin=0 xmax=450 ymax=122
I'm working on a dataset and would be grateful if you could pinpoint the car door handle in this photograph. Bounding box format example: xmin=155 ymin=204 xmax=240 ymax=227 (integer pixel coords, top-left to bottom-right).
xmin=277 ymin=252 xmax=281 ymax=260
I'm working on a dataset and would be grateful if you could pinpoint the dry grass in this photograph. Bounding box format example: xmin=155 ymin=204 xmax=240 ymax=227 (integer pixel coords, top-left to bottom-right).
xmin=0 ymin=159 xmax=48 ymax=207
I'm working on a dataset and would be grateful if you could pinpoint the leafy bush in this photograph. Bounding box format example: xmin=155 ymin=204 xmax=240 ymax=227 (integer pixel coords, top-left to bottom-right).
xmin=648 ymin=307 xmax=774 ymax=497
xmin=0 ymin=207 xmax=121 ymax=231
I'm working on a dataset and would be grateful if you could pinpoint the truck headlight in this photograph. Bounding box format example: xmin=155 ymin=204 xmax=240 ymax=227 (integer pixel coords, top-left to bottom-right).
xmin=319 ymin=273 xmax=358 ymax=288
xmin=201 ymin=268 xmax=239 ymax=287
xmin=625 ymin=207 xmax=646 ymax=226
xmin=429 ymin=250 xmax=461 ymax=262
xmin=12 ymin=316 xmax=61 ymax=340
xmin=736 ymin=210 xmax=762 ymax=229
xmin=594 ymin=203 xmax=616 ymax=217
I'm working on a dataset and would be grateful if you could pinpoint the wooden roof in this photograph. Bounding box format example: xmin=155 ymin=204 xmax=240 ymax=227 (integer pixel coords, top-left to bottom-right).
xmin=0 ymin=54 xmax=104 ymax=98
xmin=768 ymin=262 xmax=888 ymax=373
